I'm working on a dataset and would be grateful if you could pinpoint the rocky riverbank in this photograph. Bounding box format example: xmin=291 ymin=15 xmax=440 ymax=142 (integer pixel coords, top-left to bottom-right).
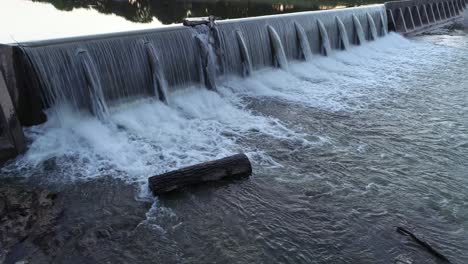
xmin=0 ymin=181 xmax=62 ymax=263
xmin=0 ymin=177 xmax=152 ymax=263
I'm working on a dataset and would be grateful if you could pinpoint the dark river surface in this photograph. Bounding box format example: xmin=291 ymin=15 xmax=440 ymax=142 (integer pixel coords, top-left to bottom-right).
xmin=30 ymin=0 xmax=384 ymax=24
xmin=1 ymin=1 xmax=468 ymax=264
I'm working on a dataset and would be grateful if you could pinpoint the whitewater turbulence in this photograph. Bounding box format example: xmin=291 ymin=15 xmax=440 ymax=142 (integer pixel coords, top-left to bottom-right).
xmin=5 ymin=31 xmax=431 ymax=192
xmin=2 ymin=5 xmax=404 ymax=189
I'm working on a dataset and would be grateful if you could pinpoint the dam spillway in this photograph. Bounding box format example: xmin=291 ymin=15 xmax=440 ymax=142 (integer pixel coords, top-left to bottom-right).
xmin=0 ymin=0 xmax=467 ymax=161
xmin=5 ymin=5 xmax=387 ymax=125
xmin=386 ymin=0 xmax=467 ymax=34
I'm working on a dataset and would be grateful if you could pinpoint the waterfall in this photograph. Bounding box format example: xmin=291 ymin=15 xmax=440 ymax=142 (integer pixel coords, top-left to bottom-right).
xmin=235 ymin=30 xmax=253 ymax=77
xmin=294 ymin=22 xmax=313 ymax=61
xmin=335 ymin=17 xmax=350 ymax=50
xmin=352 ymin=15 xmax=366 ymax=45
xmin=367 ymin=13 xmax=378 ymax=41
xmin=267 ymin=25 xmax=289 ymax=70
xmin=144 ymin=41 xmax=169 ymax=103
xmin=317 ymin=19 xmax=331 ymax=56
xmin=76 ymin=49 xmax=109 ymax=121
xmin=380 ymin=12 xmax=388 ymax=35
xmin=18 ymin=5 xmax=387 ymax=123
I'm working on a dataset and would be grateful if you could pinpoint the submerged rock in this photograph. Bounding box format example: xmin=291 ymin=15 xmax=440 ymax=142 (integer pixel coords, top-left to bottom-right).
xmin=0 ymin=177 xmax=152 ymax=263
xmin=0 ymin=183 xmax=62 ymax=262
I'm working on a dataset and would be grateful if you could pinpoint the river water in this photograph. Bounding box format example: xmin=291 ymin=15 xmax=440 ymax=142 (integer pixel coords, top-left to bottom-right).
xmin=1 ymin=1 xmax=468 ymax=264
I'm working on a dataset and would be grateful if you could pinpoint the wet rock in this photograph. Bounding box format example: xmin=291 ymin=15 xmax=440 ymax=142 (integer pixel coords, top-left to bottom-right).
xmin=0 ymin=184 xmax=62 ymax=260
xmin=41 ymin=158 xmax=57 ymax=171
xmin=1 ymin=177 xmax=152 ymax=263
xmin=95 ymin=228 xmax=111 ymax=239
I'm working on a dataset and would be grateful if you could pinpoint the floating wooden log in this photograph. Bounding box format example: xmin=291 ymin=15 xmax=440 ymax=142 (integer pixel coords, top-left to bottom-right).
xmin=148 ymin=154 xmax=252 ymax=195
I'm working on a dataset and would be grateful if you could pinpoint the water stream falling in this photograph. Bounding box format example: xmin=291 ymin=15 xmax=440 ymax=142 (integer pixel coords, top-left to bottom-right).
xmin=367 ymin=12 xmax=379 ymax=40
xmin=380 ymin=12 xmax=389 ymax=35
xmin=76 ymin=49 xmax=110 ymax=121
xmin=317 ymin=19 xmax=332 ymax=56
xmin=336 ymin=16 xmax=351 ymax=50
xmin=267 ymin=25 xmax=289 ymax=70
xmin=144 ymin=41 xmax=169 ymax=103
xmin=294 ymin=22 xmax=313 ymax=61
xmin=235 ymin=30 xmax=253 ymax=76
xmin=353 ymin=14 xmax=367 ymax=45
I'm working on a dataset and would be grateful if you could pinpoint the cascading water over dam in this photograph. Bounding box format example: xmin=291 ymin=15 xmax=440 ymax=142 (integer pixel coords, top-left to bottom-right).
xmin=235 ymin=30 xmax=253 ymax=76
xmin=76 ymin=49 xmax=110 ymax=122
xmin=335 ymin=17 xmax=351 ymax=50
xmin=144 ymin=41 xmax=169 ymax=104
xmin=386 ymin=0 xmax=467 ymax=35
xmin=0 ymin=0 xmax=464 ymax=133
xmin=0 ymin=0 xmax=462 ymax=157
xmin=352 ymin=15 xmax=367 ymax=45
xmin=294 ymin=22 xmax=313 ymax=61
xmin=367 ymin=13 xmax=379 ymax=40
xmin=0 ymin=0 xmax=466 ymax=162
xmin=7 ymin=5 xmax=387 ymax=126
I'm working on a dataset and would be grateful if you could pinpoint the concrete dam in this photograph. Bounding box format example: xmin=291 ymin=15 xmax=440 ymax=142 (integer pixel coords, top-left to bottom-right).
xmin=0 ymin=0 xmax=467 ymax=161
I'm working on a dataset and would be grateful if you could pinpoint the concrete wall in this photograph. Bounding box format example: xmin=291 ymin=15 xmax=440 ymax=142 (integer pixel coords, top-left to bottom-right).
xmin=386 ymin=0 xmax=467 ymax=35
xmin=0 ymin=70 xmax=25 ymax=162
xmin=0 ymin=45 xmax=46 ymax=127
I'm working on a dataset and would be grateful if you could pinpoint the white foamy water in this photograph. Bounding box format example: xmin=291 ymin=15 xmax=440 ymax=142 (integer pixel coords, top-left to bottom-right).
xmin=4 ymin=32 xmax=460 ymax=190
xmin=5 ymin=85 xmax=312 ymax=186
xmin=223 ymin=33 xmax=423 ymax=111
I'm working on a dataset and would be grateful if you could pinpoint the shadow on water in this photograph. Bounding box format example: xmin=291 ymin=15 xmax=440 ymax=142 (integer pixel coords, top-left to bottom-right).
xmin=31 ymin=0 xmax=386 ymax=24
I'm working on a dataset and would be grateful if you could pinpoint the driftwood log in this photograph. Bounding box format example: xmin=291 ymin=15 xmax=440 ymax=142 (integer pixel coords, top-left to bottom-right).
xmin=149 ymin=154 xmax=252 ymax=195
